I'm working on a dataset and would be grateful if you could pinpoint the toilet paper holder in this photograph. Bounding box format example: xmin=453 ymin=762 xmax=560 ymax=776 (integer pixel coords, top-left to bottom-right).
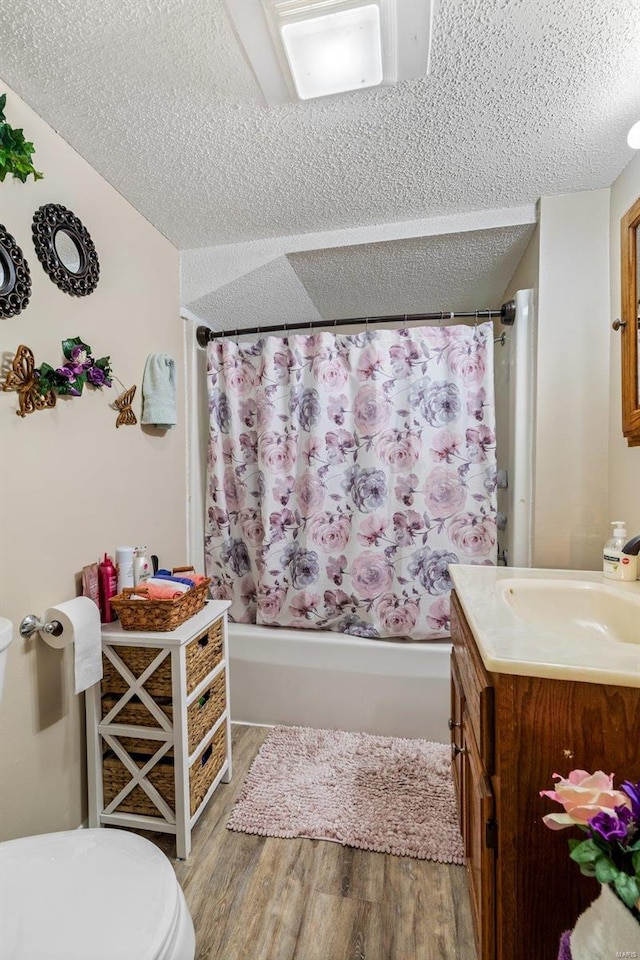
xmin=19 ymin=614 xmax=63 ymax=640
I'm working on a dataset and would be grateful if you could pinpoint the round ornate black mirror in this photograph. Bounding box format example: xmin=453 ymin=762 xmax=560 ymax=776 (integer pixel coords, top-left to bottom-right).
xmin=0 ymin=224 xmax=32 ymax=318
xmin=32 ymin=203 xmax=99 ymax=296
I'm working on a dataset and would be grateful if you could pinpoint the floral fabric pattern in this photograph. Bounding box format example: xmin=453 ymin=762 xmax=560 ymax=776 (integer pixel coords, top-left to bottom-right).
xmin=205 ymin=325 xmax=497 ymax=640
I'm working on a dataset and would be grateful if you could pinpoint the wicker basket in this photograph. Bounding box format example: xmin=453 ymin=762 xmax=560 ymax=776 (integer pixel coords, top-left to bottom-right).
xmin=101 ymin=621 xmax=223 ymax=698
xmin=101 ymin=667 xmax=225 ymax=756
xmin=102 ymin=722 xmax=226 ymax=818
xmin=110 ymin=575 xmax=211 ymax=632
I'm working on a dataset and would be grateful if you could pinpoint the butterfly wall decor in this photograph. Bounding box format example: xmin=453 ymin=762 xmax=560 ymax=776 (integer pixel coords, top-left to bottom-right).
xmin=1 ymin=344 xmax=56 ymax=417
xmin=113 ymin=384 xmax=137 ymax=427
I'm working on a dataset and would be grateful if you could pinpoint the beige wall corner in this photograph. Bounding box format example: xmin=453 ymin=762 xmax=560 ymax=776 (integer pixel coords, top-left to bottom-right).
xmin=608 ymin=153 xmax=640 ymax=534
xmin=0 ymin=82 xmax=186 ymax=840
xmin=534 ymin=189 xmax=611 ymax=570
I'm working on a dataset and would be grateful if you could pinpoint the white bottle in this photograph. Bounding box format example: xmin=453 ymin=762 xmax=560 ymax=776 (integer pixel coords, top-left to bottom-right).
xmin=116 ymin=546 xmax=135 ymax=593
xmin=603 ymin=522 xmax=637 ymax=581
xmin=133 ymin=546 xmax=152 ymax=586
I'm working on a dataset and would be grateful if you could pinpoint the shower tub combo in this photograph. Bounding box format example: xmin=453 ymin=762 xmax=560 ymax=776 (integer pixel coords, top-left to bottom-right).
xmin=227 ymin=622 xmax=451 ymax=742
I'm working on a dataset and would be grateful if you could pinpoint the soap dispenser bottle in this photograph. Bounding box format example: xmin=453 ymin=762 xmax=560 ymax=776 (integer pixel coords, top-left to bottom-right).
xmin=133 ymin=547 xmax=152 ymax=586
xmin=603 ymin=522 xmax=636 ymax=581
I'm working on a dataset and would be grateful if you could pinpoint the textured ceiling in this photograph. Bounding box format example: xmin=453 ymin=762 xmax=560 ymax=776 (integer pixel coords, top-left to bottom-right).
xmin=1 ymin=0 xmax=638 ymax=327
xmin=287 ymin=225 xmax=534 ymax=319
xmin=2 ymin=0 xmax=638 ymax=250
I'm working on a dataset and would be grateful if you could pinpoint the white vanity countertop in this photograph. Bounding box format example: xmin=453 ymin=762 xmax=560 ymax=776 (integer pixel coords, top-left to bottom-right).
xmin=450 ymin=565 xmax=640 ymax=687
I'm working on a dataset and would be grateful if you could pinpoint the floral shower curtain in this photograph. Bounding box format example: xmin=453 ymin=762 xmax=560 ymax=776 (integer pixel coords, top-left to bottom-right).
xmin=205 ymin=324 xmax=497 ymax=640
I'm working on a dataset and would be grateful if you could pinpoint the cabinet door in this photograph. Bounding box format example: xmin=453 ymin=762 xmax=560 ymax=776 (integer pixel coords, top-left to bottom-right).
xmin=464 ymin=722 xmax=496 ymax=960
xmin=450 ymin=651 xmax=465 ymax=834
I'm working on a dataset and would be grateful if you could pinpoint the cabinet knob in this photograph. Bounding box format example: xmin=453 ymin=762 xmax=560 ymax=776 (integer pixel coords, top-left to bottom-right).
xmin=448 ymin=717 xmax=461 ymax=731
xmin=612 ymin=318 xmax=627 ymax=331
xmin=451 ymin=743 xmax=466 ymax=758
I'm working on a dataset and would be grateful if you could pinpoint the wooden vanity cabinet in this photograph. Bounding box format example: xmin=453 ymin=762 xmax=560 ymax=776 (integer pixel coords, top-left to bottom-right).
xmin=450 ymin=589 xmax=640 ymax=960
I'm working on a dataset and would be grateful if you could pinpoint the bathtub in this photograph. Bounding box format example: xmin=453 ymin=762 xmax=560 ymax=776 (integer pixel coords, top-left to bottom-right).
xmin=228 ymin=623 xmax=452 ymax=742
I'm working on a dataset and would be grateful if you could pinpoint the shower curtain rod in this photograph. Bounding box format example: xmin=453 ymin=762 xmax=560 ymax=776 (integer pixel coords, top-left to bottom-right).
xmin=195 ymin=300 xmax=516 ymax=347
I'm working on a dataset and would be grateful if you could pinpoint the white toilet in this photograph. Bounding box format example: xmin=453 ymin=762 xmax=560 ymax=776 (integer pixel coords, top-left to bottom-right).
xmin=0 ymin=618 xmax=196 ymax=960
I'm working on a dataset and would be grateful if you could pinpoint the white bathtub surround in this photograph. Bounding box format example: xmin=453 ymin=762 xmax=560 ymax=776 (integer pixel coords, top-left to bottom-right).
xmin=228 ymin=623 xmax=451 ymax=742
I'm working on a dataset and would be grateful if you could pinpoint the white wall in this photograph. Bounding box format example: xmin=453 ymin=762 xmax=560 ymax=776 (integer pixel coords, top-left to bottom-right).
xmin=0 ymin=83 xmax=186 ymax=840
xmin=608 ymin=153 xmax=640 ymax=533
xmin=534 ymin=190 xmax=611 ymax=569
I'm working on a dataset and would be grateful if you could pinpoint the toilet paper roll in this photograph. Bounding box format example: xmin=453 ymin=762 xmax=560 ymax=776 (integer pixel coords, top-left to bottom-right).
xmin=44 ymin=597 xmax=103 ymax=694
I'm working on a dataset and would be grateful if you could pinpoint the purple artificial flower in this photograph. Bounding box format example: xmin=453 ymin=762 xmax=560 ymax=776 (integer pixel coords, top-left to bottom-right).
xmin=55 ymin=365 xmax=76 ymax=382
xmin=588 ymin=805 xmax=634 ymax=845
xmin=69 ymin=344 xmax=91 ymax=368
xmin=87 ymin=365 xmax=106 ymax=386
xmin=621 ymin=780 xmax=640 ymax=819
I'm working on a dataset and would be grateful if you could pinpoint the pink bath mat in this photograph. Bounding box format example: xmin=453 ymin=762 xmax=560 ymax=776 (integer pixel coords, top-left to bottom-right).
xmin=227 ymin=725 xmax=464 ymax=864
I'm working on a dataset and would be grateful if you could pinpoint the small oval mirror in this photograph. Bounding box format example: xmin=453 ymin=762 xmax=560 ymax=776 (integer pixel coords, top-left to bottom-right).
xmin=0 ymin=224 xmax=31 ymax=318
xmin=53 ymin=229 xmax=83 ymax=274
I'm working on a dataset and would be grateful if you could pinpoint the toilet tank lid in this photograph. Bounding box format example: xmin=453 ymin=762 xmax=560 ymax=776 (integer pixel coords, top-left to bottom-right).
xmin=0 ymin=829 xmax=181 ymax=960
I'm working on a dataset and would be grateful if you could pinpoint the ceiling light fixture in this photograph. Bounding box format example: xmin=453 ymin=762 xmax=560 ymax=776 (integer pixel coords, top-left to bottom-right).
xmin=627 ymin=120 xmax=640 ymax=150
xmin=224 ymin=0 xmax=433 ymax=106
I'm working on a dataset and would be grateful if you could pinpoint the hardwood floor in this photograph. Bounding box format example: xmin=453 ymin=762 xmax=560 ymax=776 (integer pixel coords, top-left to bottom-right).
xmin=148 ymin=724 xmax=477 ymax=960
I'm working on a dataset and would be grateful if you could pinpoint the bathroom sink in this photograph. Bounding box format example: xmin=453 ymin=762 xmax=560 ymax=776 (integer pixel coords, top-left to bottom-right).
xmin=497 ymin=578 xmax=640 ymax=644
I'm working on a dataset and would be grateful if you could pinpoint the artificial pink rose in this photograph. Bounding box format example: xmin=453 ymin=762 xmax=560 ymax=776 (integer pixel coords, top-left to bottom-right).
xmin=423 ymin=466 xmax=467 ymax=517
xmin=448 ymin=513 xmax=496 ymax=557
xmin=375 ymin=594 xmax=419 ymax=636
xmin=357 ymin=514 xmax=389 ymax=547
xmin=430 ymin=429 xmax=461 ymax=463
xmin=447 ymin=332 xmax=487 ymax=386
xmin=308 ymin=512 xmax=351 ymax=552
xmin=465 ymin=425 xmax=495 ymax=463
xmin=357 ymin=344 xmax=385 ymax=381
xmin=353 ymin=384 xmax=391 ymax=434
xmin=351 ymin=551 xmax=393 ymax=599
xmin=223 ymin=468 xmax=246 ymax=511
xmin=375 ymin=429 xmax=422 ymax=471
xmin=238 ymin=509 xmax=265 ymax=546
xmin=222 ymin=355 xmax=257 ymax=396
xmin=540 ymin=771 xmax=631 ymax=830
xmin=426 ymin=596 xmax=450 ymax=632
xmin=260 ymin=432 xmax=297 ymax=473
xmin=257 ymin=584 xmax=287 ymax=622
xmin=311 ymin=348 xmax=350 ymax=389
xmin=295 ymin=472 xmax=325 ymax=514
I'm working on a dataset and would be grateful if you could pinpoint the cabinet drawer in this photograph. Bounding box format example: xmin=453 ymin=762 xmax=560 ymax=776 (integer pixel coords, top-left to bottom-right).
xmin=102 ymin=646 xmax=171 ymax=697
xmin=186 ymin=620 xmax=223 ymax=694
xmin=102 ymin=721 xmax=227 ymax=819
xmin=451 ymin=595 xmax=494 ymax=772
xmin=187 ymin=668 xmax=226 ymax=754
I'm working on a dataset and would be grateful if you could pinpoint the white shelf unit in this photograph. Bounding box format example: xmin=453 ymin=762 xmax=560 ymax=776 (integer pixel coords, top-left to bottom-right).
xmin=85 ymin=600 xmax=232 ymax=859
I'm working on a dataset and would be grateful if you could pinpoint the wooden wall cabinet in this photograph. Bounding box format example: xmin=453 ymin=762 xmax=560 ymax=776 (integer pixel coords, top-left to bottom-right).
xmin=450 ymin=590 xmax=640 ymax=960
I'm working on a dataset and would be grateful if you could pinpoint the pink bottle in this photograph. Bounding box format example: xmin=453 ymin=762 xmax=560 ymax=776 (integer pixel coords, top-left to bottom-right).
xmin=98 ymin=554 xmax=117 ymax=623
